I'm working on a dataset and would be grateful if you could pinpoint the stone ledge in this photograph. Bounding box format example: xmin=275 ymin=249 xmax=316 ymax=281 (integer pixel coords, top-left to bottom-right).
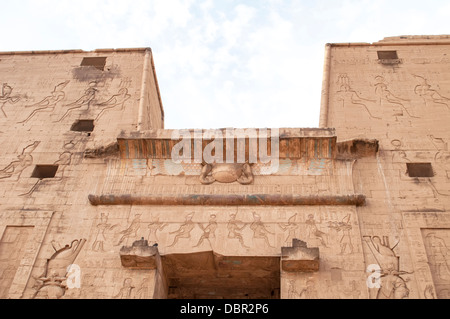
xmin=88 ymin=193 xmax=366 ymax=206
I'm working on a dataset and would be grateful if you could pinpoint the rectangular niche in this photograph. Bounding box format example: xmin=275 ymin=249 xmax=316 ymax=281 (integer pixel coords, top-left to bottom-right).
xmin=80 ymin=57 xmax=107 ymax=71
xmin=377 ymin=51 xmax=399 ymax=60
xmin=406 ymin=163 xmax=434 ymax=178
xmin=71 ymin=119 xmax=95 ymax=133
xmin=31 ymin=165 xmax=59 ymax=179
xmin=377 ymin=50 xmax=401 ymax=65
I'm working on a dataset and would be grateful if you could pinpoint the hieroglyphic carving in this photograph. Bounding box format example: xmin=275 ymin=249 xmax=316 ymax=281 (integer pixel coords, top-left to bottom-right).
xmin=0 ymin=83 xmax=20 ymax=118
xmin=113 ymin=278 xmax=134 ymax=299
xmin=92 ymin=213 xmax=118 ymax=252
xmin=279 ymin=214 xmax=298 ymax=245
xmin=135 ymin=278 xmax=151 ymax=299
xmin=298 ymin=279 xmax=319 ymax=299
xmin=0 ymin=141 xmax=40 ymax=180
xmin=33 ymin=239 xmax=86 ymax=299
xmin=18 ymin=81 xmax=69 ymax=124
xmin=414 ymin=75 xmax=450 ymax=110
xmin=423 ymin=231 xmax=450 ymax=282
xmin=168 ymin=213 xmax=195 ymax=247
xmin=287 ymin=279 xmax=301 ymax=299
xmin=95 ymin=88 xmax=130 ymax=121
xmin=227 ymin=213 xmax=248 ymax=248
xmin=57 ymin=81 xmax=98 ymax=122
xmin=374 ymin=75 xmax=418 ymax=119
xmin=327 ymin=214 xmax=353 ymax=254
xmin=427 ymin=179 xmax=450 ymax=197
xmin=363 ymin=236 xmax=411 ymax=299
xmin=421 ymin=229 xmax=450 ymax=299
xmin=305 ymin=214 xmax=328 ymax=248
xmin=147 ymin=216 xmax=168 ymax=246
xmin=250 ymin=212 xmax=274 ymax=248
xmin=116 ymin=214 xmax=141 ymax=246
xmin=428 ymin=135 xmax=448 ymax=151
xmin=194 ymin=214 xmax=218 ymax=248
xmin=20 ymin=146 xmax=73 ymax=197
xmin=336 ymin=74 xmax=380 ymax=119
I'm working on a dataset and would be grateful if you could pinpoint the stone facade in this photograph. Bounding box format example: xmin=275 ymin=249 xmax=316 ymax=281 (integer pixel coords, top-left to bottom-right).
xmin=0 ymin=36 xmax=449 ymax=299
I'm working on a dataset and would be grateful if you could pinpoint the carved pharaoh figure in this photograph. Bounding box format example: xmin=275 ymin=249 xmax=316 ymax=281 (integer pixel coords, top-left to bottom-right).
xmin=363 ymin=236 xmax=411 ymax=299
xmin=168 ymin=213 xmax=195 ymax=247
xmin=227 ymin=213 xmax=248 ymax=248
xmin=250 ymin=212 xmax=274 ymax=248
xmin=33 ymin=239 xmax=86 ymax=299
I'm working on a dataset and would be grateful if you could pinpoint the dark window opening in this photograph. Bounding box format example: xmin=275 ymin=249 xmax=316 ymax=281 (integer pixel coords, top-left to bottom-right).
xmin=71 ymin=120 xmax=95 ymax=133
xmin=80 ymin=57 xmax=107 ymax=71
xmin=377 ymin=51 xmax=399 ymax=60
xmin=407 ymin=163 xmax=434 ymax=178
xmin=31 ymin=165 xmax=59 ymax=179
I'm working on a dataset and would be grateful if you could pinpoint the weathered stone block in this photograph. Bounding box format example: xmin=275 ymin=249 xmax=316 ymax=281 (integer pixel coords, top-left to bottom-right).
xmin=281 ymin=239 xmax=320 ymax=272
xmin=120 ymin=237 xmax=159 ymax=270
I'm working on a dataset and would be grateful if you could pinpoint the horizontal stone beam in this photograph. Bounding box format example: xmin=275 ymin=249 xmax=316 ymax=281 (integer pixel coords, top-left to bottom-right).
xmin=88 ymin=193 xmax=365 ymax=206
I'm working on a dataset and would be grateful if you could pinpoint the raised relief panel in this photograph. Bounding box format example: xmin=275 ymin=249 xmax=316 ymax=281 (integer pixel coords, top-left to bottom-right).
xmin=422 ymin=229 xmax=450 ymax=299
xmin=33 ymin=239 xmax=86 ymax=299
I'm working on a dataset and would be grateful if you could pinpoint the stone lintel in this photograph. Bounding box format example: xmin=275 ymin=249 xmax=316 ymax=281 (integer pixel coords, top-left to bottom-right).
xmin=117 ymin=128 xmax=337 ymax=160
xmin=89 ymin=193 xmax=366 ymax=206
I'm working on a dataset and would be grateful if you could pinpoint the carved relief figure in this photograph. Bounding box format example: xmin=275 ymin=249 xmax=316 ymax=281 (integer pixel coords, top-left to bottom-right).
xmin=374 ymin=75 xmax=417 ymax=119
xmin=194 ymin=214 xmax=218 ymax=248
xmin=428 ymin=135 xmax=448 ymax=151
xmin=0 ymin=141 xmax=40 ymax=180
xmin=250 ymin=212 xmax=274 ymax=248
xmin=328 ymin=214 xmax=353 ymax=254
xmin=279 ymin=214 xmax=298 ymax=245
xmin=92 ymin=213 xmax=118 ymax=252
xmin=20 ymin=146 xmax=73 ymax=197
xmin=33 ymin=239 xmax=86 ymax=299
xmin=0 ymin=83 xmax=20 ymax=118
xmin=114 ymin=278 xmax=134 ymax=299
xmin=336 ymin=74 xmax=380 ymax=119
xmin=305 ymin=214 xmax=328 ymax=247
xmin=116 ymin=214 xmax=141 ymax=246
xmin=227 ymin=213 xmax=248 ymax=248
xmin=287 ymin=279 xmax=301 ymax=299
xmin=147 ymin=216 xmax=168 ymax=246
xmin=18 ymin=81 xmax=69 ymax=123
xmin=168 ymin=213 xmax=195 ymax=247
xmin=299 ymin=279 xmax=319 ymax=299
xmin=414 ymin=75 xmax=450 ymax=110
xmin=135 ymin=278 xmax=151 ymax=299
xmin=57 ymin=81 xmax=98 ymax=122
xmin=95 ymin=87 xmax=131 ymax=121
xmin=424 ymin=233 xmax=450 ymax=282
xmin=363 ymin=236 xmax=411 ymax=299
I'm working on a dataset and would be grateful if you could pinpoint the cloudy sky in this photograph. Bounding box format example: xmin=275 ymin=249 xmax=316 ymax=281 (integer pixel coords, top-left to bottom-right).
xmin=1 ymin=0 xmax=450 ymax=129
